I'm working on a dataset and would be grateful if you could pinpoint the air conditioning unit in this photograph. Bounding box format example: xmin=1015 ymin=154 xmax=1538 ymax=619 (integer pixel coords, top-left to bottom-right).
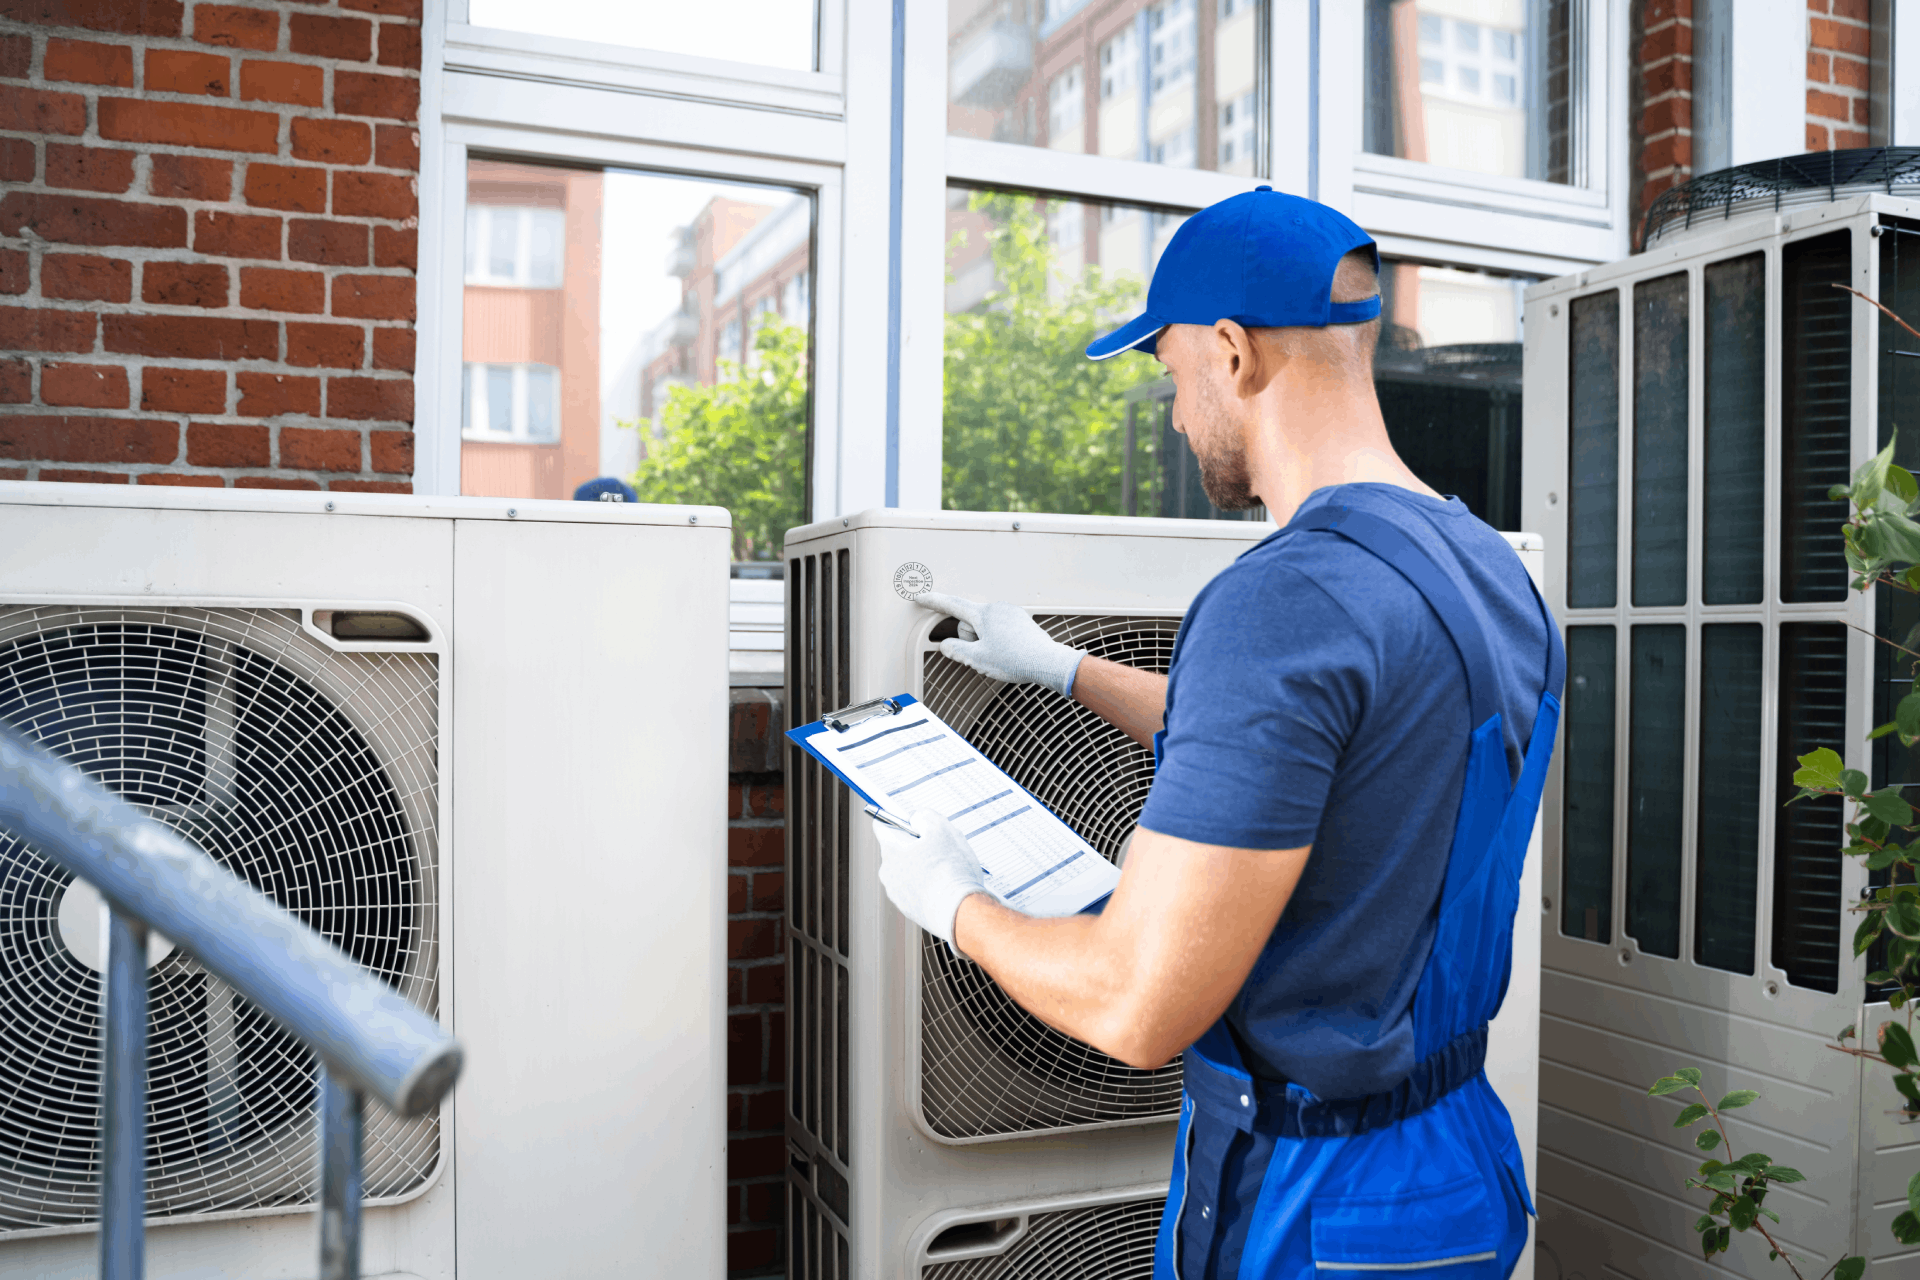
xmin=1522 ymin=155 xmax=1920 ymax=1277
xmin=782 ymin=508 xmax=1547 ymax=1279
xmin=0 ymin=481 xmax=730 ymax=1279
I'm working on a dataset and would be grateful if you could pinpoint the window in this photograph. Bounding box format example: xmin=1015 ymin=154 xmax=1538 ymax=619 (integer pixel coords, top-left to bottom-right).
xmin=463 ymin=0 xmax=817 ymax=71
xmin=951 ymin=0 xmax=1264 ymax=176
xmin=463 ymin=363 xmax=560 ymax=442
xmin=465 ymin=203 xmax=565 ymax=288
xmin=1363 ymin=0 xmax=1579 ymax=184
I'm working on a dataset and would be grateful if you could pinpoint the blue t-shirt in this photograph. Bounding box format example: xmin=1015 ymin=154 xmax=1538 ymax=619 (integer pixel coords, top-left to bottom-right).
xmin=1137 ymin=483 xmax=1551 ymax=1101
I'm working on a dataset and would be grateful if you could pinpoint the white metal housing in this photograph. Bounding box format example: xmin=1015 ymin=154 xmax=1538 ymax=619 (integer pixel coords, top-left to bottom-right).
xmin=782 ymin=508 xmax=1546 ymax=1278
xmin=0 ymin=482 xmax=730 ymax=1280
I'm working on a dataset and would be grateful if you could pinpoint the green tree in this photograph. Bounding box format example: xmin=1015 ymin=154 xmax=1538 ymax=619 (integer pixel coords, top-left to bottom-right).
xmin=627 ymin=315 xmax=808 ymax=560
xmin=943 ymin=191 xmax=1164 ymax=513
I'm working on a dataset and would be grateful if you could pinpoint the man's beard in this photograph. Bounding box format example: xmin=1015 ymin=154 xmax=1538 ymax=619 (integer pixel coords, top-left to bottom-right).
xmin=1187 ymin=380 xmax=1258 ymax=510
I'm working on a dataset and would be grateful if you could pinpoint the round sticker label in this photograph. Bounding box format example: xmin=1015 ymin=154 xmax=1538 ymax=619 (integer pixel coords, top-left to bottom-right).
xmin=893 ymin=561 xmax=934 ymax=600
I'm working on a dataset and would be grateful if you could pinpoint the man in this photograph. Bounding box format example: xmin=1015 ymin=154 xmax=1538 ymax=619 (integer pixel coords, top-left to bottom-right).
xmin=874 ymin=188 xmax=1562 ymax=1278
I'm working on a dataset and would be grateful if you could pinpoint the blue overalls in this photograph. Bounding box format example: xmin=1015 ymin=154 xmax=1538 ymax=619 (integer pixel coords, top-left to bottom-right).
xmin=1153 ymin=507 xmax=1565 ymax=1279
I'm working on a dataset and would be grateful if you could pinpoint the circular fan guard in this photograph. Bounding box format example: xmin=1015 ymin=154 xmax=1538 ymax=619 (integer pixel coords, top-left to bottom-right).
xmin=922 ymin=1195 xmax=1164 ymax=1280
xmin=917 ymin=615 xmax=1184 ymax=1139
xmin=0 ymin=607 xmax=439 ymax=1233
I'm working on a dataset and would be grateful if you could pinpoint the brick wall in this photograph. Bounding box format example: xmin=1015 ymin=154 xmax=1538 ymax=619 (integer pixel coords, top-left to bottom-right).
xmin=1806 ymin=0 xmax=1871 ymax=151
xmin=728 ymin=688 xmax=786 ymax=1278
xmin=1633 ymin=0 xmax=1695 ymax=237
xmin=0 ymin=0 xmax=419 ymax=490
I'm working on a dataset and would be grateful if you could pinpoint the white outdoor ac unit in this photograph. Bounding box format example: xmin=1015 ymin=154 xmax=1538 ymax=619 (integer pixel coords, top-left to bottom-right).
xmin=782 ymin=508 xmax=1546 ymax=1279
xmin=1522 ymin=170 xmax=1920 ymax=1277
xmin=0 ymin=481 xmax=730 ymax=1280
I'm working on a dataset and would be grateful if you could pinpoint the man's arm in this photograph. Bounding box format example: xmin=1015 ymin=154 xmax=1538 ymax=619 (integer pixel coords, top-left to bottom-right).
xmin=1071 ymin=656 xmax=1166 ymax=748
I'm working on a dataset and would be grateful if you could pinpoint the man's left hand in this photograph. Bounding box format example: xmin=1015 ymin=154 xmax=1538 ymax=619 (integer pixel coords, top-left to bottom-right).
xmin=873 ymin=810 xmax=990 ymax=955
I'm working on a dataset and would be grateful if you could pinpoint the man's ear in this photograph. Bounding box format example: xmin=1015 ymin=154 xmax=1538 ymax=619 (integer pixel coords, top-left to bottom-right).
xmin=1214 ymin=319 xmax=1261 ymax=396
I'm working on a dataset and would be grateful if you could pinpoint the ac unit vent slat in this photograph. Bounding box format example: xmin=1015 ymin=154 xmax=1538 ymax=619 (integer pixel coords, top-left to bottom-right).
xmin=921 ymin=1194 xmax=1164 ymax=1279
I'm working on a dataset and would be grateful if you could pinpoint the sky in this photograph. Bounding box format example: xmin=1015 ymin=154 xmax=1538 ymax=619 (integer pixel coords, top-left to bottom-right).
xmin=467 ymin=0 xmax=816 ymax=72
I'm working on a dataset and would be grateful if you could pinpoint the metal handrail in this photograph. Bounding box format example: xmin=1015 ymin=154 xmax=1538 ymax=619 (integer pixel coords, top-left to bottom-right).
xmin=0 ymin=725 xmax=464 ymax=1280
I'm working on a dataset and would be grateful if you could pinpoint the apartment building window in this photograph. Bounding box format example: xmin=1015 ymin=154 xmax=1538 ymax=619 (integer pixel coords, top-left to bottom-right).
xmin=463 ymin=363 xmax=560 ymax=443
xmin=465 ymin=205 xmax=565 ymax=288
xmin=1049 ymin=64 xmax=1085 ymax=152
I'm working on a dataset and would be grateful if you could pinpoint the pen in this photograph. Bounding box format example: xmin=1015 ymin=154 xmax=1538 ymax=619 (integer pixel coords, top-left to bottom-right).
xmin=864 ymin=805 xmax=919 ymax=837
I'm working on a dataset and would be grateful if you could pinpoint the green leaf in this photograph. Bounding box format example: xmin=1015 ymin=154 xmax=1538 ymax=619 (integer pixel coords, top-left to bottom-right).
xmin=1858 ymin=913 xmax=1887 ymax=956
xmin=1797 ymin=747 xmax=1847 ymax=790
xmin=1674 ymin=1103 xmax=1710 ymax=1127
xmin=1648 ymin=1075 xmax=1693 ymax=1097
xmin=1873 ymin=720 xmax=1903 ymax=740
xmin=1835 ymin=1258 xmax=1867 ymax=1280
xmin=1900 ymin=692 xmax=1920 ymax=745
xmin=1698 ymin=1159 xmax=1726 ymax=1174
xmin=1834 ymin=482 xmax=1860 ymax=503
xmin=1887 ymin=900 xmax=1920 ymax=940
xmin=1897 ymin=988 xmax=1911 ymax=1011
xmin=1896 ymin=1210 xmax=1920 ymax=1245
xmin=1717 ymin=1090 xmax=1760 ymax=1111
xmin=1869 ymin=791 xmax=1917 ymax=827
xmin=1728 ymin=1195 xmax=1757 ymax=1231
xmin=1760 ymin=1207 xmax=1781 ymax=1224
xmin=1892 ymin=463 xmax=1919 ymax=506
xmin=1715 ymin=1226 xmax=1731 ymax=1254
xmin=1703 ymin=1171 xmax=1740 ymax=1192
xmin=1766 ymin=1167 xmax=1807 ymax=1183
xmin=1894 ymin=1073 xmax=1920 ymax=1106
xmin=1868 ymin=845 xmax=1909 ymax=871
xmin=1726 ymin=1152 xmax=1771 ymax=1174
xmin=1844 ymin=769 xmax=1872 ymax=798
xmin=1702 ymin=1229 xmax=1720 ymax=1260
xmin=1870 ymin=970 xmax=1897 ymax=984
xmin=1697 ymin=1128 xmax=1723 ymax=1152
xmin=1694 ymin=1213 xmax=1716 ymax=1233
xmin=1906 ymin=565 xmax=1920 ymax=592
xmin=1886 ymin=1020 xmax=1920 ymax=1069
xmin=1853 ymin=440 xmax=1896 ymax=513
xmin=1675 ymin=1067 xmax=1702 ymax=1086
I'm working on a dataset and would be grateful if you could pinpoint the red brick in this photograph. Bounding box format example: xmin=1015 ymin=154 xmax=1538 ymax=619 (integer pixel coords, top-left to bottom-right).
xmin=727 ymin=1013 xmax=763 ymax=1084
xmin=1639 ymin=96 xmax=1690 ymax=135
xmin=745 ymin=963 xmax=784 ymax=1005
xmin=1639 ymin=23 xmax=1691 ymax=61
xmin=42 ymin=37 xmax=134 ymax=87
xmin=237 ymin=371 xmax=319 ymax=417
xmin=1811 ymin=16 xmax=1871 ymax=55
xmin=243 ymin=162 xmax=328 ymax=214
xmin=1835 ymin=127 xmax=1870 ymax=148
xmin=0 ymin=468 xmax=22 ymax=479
xmin=0 ymin=360 xmax=27 ymax=404
xmin=0 ymin=249 xmax=22 ymax=295
xmin=0 ymin=138 xmax=33 ymax=184
xmin=290 ymin=11 xmax=372 ymax=61
xmin=728 ymin=872 xmax=748 ymax=913
xmin=335 ymin=69 xmax=416 ymax=120
xmin=332 ymin=274 xmax=413 ymax=320
xmin=1641 ymin=133 xmax=1692 ymax=173
xmin=288 ymin=218 xmax=367 ymax=265
xmin=330 ymin=479 xmax=409 ymax=492
xmin=0 ymin=0 xmax=183 ymax=37
xmin=40 ymin=362 xmax=128 ymax=408
xmin=1808 ymin=51 xmax=1831 ymax=82
xmin=0 ymin=415 xmax=175 ymax=464
xmin=147 ymin=48 xmax=230 ymax=96
xmin=371 ymin=226 xmax=417 ymax=274
xmin=139 ymin=472 xmax=224 ymax=486
xmin=103 ymin=315 xmax=275 ymax=361
xmin=767 ymin=1013 xmax=784 ymax=1078
xmin=0 ymin=84 xmax=87 ymax=135
xmin=377 ymin=21 xmax=420 ymax=69
xmin=341 ymin=0 xmax=422 ymax=13
xmin=726 ymin=1135 xmax=783 ymax=1180
xmin=41 ymin=469 xmax=130 ymax=484
xmin=43 ymin=253 xmax=130 ymax=302
xmin=1642 ymin=59 xmax=1690 ymax=97
xmin=728 ymin=969 xmax=745 ymax=1007
xmin=236 ymin=475 xmax=319 ymax=489
xmin=1808 ymin=88 xmax=1852 ymax=122
xmin=371 ymin=325 xmax=414 ymax=371
xmin=239 ymin=266 xmax=324 ymax=314
xmin=0 ymin=192 xmax=185 ymax=249
xmin=292 ymin=118 xmax=371 ymax=166
xmin=142 ymin=367 xmax=226 ymax=413
xmin=743 ymin=1089 xmax=784 ymax=1134
xmin=98 ymin=98 xmax=278 ymax=154
xmin=729 ymin=827 xmax=782 ymax=867
xmin=374 ymin=123 xmax=419 ymax=170
xmin=0 ymin=306 xmax=96 ymax=352
xmin=240 ymin=58 xmax=322 ymax=106
xmin=1835 ymin=56 xmax=1871 ymax=90
xmin=149 ymin=154 xmax=232 ymax=200
xmin=1856 ymin=96 xmax=1873 ymax=124
xmin=326 ymin=375 xmax=411 ymax=420
xmin=142 ymin=261 xmax=230 ymax=308
xmin=370 ymin=428 xmax=412 ymax=472
xmin=285 ymin=321 xmax=363 ymax=368
xmin=727 ymin=1228 xmax=777 ymax=1272
xmin=0 ymin=33 xmax=27 ymax=77
xmin=194 ymin=5 xmax=279 ymax=50
xmin=333 ymin=171 xmax=412 ymax=220
xmin=728 ymin=917 xmax=779 ymax=960
xmin=1808 ymin=122 xmax=1831 ymax=151
xmin=44 ymin=144 xmax=135 ymax=194
xmin=1832 ymin=0 xmax=1870 ymax=18
xmin=193 ymin=209 xmax=281 ymax=259
xmin=279 ymin=425 xmax=361 ymax=470
xmin=749 ymin=871 xmax=784 ymax=912
xmin=187 ymin=421 xmax=268 ymax=466
xmin=749 ymin=783 xmax=784 ymax=817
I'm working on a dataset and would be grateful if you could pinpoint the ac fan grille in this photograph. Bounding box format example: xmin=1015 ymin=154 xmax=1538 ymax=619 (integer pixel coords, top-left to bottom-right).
xmin=921 ymin=1194 xmax=1165 ymax=1279
xmin=917 ymin=615 xmax=1184 ymax=1139
xmin=0 ymin=606 xmax=438 ymax=1234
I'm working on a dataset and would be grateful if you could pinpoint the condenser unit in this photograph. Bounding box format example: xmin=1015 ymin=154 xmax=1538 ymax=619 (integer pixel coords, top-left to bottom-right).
xmin=0 ymin=481 xmax=730 ymax=1279
xmin=782 ymin=508 xmax=1548 ymax=1279
xmin=1522 ymin=150 xmax=1920 ymax=1278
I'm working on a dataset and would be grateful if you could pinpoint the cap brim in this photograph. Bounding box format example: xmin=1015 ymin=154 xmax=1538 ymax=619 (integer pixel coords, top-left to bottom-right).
xmin=1085 ymin=313 xmax=1166 ymax=361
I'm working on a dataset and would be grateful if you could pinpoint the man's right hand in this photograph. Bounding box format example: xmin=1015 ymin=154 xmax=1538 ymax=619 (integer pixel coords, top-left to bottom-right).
xmin=916 ymin=593 xmax=1086 ymax=696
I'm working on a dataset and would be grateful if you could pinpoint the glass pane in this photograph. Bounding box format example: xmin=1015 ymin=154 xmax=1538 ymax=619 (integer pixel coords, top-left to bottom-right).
xmin=943 ymin=187 xmax=1192 ymax=515
xmin=1375 ymin=260 xmax=1530 ymax=529
xmin=486 ymin=365 xmax=513 ymax=435
xmin=1363 ymin=0 xmax=1578 ymax=184
xmin=1561 ymin=625 xmax=1616 ymax=944
xmin=1632 ymin=272 xmax=1688 ymax=607
xmin=1780 ymin=231 xmax=1853 ymax=603
xmin=948 ymin=0 xmax=1264 ymax=176
xmin=1774 ymin=623 xmax=1847 ymax=993
xmin=466 ymin=0 xmax=816 ymax=72
xmin=462 ymin=158 xmax=813 ymax=561
xmin=1702 ymin=253 xmax=1765 ymax=604
xmin=1626 ymin=624 xmax=1685 ymax=959
xmin=1695 ymin=623 xmax=1761 ymax=974
xmin=1567 ymin=290 xmax=1619 ymax=608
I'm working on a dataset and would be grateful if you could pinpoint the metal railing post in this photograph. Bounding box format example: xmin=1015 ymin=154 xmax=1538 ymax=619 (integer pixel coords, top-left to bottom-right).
xmin=100 ymin=908 xmax=148 ymax=1280
xmin=318 ymin=1067 xmax=364 ymax=1280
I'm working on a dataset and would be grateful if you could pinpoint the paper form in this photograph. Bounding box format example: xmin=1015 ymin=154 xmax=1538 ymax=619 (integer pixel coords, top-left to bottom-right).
xmin=788 ymin=696 xmax=1120 ymax=918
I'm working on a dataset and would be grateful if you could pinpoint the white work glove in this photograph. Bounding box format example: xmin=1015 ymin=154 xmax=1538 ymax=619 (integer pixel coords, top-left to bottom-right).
xmin=917 ymin=592 xmax=1086 ymax=696
xmin=873 ymin=809 xmax=990 ymax=956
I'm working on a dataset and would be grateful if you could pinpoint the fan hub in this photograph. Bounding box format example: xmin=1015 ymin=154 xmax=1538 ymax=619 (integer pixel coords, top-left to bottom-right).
xmin=54 ymin=877 xmax=175 ymax=972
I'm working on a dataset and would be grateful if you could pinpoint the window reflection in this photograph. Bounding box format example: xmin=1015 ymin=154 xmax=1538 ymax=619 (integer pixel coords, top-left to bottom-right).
xmin=950 ymin=0 xmax=1264 ymax=177
xmin=465 ymin=0 xmax=816 ymax=72
xmin=1364 ymin=0 xmax=1578 ymax=184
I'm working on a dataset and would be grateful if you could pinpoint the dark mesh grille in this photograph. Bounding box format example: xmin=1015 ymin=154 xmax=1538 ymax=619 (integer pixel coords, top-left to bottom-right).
xmin=1643 ymin=146 xmax=1920 ymax=245
xmin=922 ymin=1195 xmax=1164 ymax=1279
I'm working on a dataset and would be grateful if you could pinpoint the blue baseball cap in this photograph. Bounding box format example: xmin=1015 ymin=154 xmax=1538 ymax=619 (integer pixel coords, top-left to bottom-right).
xmin=1085 ymin=187 xmax=1380 ymax=361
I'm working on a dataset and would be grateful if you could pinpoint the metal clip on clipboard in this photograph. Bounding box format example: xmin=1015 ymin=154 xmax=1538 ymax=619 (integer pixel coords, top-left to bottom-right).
xmin=822 ymin=696 xmax=904 ymax=733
